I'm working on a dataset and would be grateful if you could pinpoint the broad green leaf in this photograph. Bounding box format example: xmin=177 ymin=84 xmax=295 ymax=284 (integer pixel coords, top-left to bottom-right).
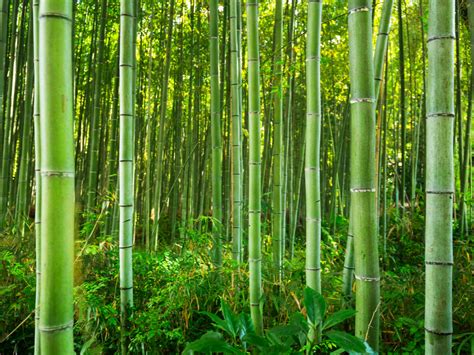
xmin=221 ymin=300 xmax=239 ymax=339
xmin=289 ymin=312 xmax=309 ymax=334
xmin=200 ymin=311 xmax=229 ymax=335
xmin=238 ymin=312 xmax=255 ymax=340
xmin=322 ymin=309 xmax=356 ymax=330
xmin=269 ymin=324 xmax=301 ymax=338
xmin=326 ymin=330 xmax=366 ymax=353
xmin=349 ymin=341 xmax=377 ymax=354
xmin=182 ymin=331 xmax=242 ymax=354
xmin=243 ymin=333 xmax=270 ymax=349
xmin=304 ymin=287 xmax=326 ymax=325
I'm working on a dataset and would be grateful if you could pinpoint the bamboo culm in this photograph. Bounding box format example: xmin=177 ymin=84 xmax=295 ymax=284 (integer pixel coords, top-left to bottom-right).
xmin=38 ymin=0 xmax=75 ymax=352
xmin=348 ymin=0 xmax=380 ymax=350
xmin=247 ymin=0 xmax=263 ymax=336
xmin=119 ymin=0 xmax=136 ymax=352
xmin=425 ymin=0 xmax=454 ymax=353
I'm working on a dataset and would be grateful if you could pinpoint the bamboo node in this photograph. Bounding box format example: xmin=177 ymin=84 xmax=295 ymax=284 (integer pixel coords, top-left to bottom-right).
xmin=41 ymin=171 xmax=74 ymax=178
xmin=350 ymin=188 xmax=375 ymax=192
xmin=427 ymin=35 xmax=455 ymax=43
xmin=39 ymin=12 xmax=73 ymax=22
xmin=39 ymin=320 xmax=73 ymax=333
xmin=426 ymin=190 xmax=454 ymax=195
xmin=348 ymin=6 xmax=370 ymax=15
xmin=350 ymin=97 xmax=375 ymax=104
xmin=426 ymin=112 xmax=454 ymax=118
xmin=305 ymin=267 xmax=321 ymax=271
xmin=424 ymin=327 xmax=453 ymax=336
xmin=425 ymin=260 xmax=453 ymax=266
xmin=354 ymin=274 xmax=380 ymax=282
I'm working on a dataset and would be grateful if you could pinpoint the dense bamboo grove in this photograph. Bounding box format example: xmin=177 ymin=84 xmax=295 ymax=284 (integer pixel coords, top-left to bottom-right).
xmin=0 ymin=0 xmax=472 ymax=354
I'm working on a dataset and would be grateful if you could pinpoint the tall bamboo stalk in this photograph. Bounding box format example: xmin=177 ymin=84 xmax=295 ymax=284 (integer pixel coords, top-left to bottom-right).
xmin=425 ymin=0 xmax=454 ymax=353
xmin=33 ymin=0 xmax=41 ymax=351
xmin=39 ymin=0 xmax=75 ymax=352
xmin=247 ymin=0 xmax=263 ymax=336
xmin=342 ymin=0 xmax=392 ymax=309
xmin=272 ymin=0 xmax=283 ymax=282
xmin=119 ymin=0 xmax=136 ymax=352
xmin=305 ymin=0 xmax=322 ymax=295
xmin=210 ymin=0 xmax=223 ymax=267
xmin=348 ymin=0 xmax=380 ymax=350
xmin=230 ymin=0 xmax=243 ymax=263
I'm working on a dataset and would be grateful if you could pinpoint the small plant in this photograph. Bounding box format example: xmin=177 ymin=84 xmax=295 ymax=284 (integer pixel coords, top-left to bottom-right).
xmin=183 ymin=287 xmax=373 ymax=354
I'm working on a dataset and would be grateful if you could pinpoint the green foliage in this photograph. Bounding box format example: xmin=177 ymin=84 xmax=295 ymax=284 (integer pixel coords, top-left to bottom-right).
xmin=0 ymin=214 xmax=472 ymax=353
xmin=184 ymin=288 xmax=367 ymax=354
xmin=0 ymin=249 xmax=36 ymax=352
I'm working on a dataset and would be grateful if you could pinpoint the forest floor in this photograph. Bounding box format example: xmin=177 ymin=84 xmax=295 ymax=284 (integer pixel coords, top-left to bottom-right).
xmin=0 ymin=215 xmax=472 ymax=354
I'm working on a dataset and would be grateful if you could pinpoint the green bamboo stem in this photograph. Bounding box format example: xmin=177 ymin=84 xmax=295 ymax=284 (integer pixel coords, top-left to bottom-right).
xmin=305 ymin=0 xmax=322 ymax=295
xmin=230 ymin=0 xmax=243 ymax=263
xmin=33 ymin=0 xmax=41 ymax=351
xmin=272 ymin=0 xmax=283 ymax=282
xmin=38 ymin=0 xmax=75 ymax=352
xmin=119 ymin=0 xmax=136 ymax=352
xmin=373 ymin=0 xmax=393 ymax=102
xmin=342 ymin=0 xmax=392 ymax=308
xmin=247 ymin=0 xmax=263 ymax=336
xmin=210 ymin=0 xmax=223 ymax=267
xmin=348 ymin=1 xmax=380 ymax=350
xmin=425 ymin=0 xmax=454 ymax=353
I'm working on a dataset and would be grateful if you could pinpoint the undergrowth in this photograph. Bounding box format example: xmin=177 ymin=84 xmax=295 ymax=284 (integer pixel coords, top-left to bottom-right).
xmin=0 ymin=210 xmax=472 ymax=354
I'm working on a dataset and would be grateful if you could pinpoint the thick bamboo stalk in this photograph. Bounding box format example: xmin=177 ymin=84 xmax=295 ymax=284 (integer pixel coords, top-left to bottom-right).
xmin=247 ymin=0 xmax=263 ymax=336
xmin=119 ymin=0 xmax=136 ymax=352
xmin=33 ymin=0 xmax=41 ymax=351
xmin=348 ymin=1 xmax=380 ymax=350
xmin=38 ymin=0 xmax=75 ymax=352
xmin=210 ymin=0 xmax=223 ymax=267
xmin=305 ymin=0 xmax=322 ymax=297
xmin=425 ymin=0 xmax=454 ymax=353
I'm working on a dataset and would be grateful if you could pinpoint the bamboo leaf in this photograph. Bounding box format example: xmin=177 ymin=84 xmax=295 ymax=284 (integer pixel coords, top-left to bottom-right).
xmin=322 ymin=309 xmax=356 ymax=330
xmin=182 ymin=331 xmax=242 ymax=354
xmin=304 ymin=287 xmax=326 ymax=325
xmin=238 ymin=312 xmax=255 ymax=340
xmin=221 ymin=300 xmax=239 ymax=339
xmin=326 ymin=330 xmax=366 ymax=353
